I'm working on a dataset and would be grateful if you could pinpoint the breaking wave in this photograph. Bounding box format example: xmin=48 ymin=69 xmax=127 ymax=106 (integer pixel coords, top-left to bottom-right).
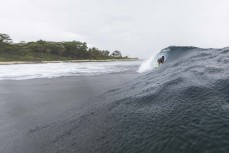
xmin=137 ymin=46 xmax=197 ymax=73
xmin=68 ymin=46 xmax=229 ymax=153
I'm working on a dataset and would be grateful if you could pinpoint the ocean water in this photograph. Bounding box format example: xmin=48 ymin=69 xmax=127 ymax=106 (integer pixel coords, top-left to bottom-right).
xmin=1 ymin=46 xmax=229 ymax=153
xmin=0 ymin=61 xmax=141 ymax=80
xmin=70 ymin=46 xmax=229 ymax=153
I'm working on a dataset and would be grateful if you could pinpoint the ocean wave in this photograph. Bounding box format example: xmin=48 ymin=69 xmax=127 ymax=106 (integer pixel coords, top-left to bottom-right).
xmin=0 ymin=61 xmax=141 ymax=80
xmin=72 ymin=46 xmax=229 ymax=153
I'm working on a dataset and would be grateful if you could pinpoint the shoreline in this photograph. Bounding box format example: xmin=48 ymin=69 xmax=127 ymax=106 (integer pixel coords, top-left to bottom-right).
xmin=0 ymin=58 xmax=139 ymax=65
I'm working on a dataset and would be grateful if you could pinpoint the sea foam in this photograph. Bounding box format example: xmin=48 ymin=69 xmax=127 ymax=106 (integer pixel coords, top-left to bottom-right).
xmin=0 ymin=61 xmax=141 ymax=80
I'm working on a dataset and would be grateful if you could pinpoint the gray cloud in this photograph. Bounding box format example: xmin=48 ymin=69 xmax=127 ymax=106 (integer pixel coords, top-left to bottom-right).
xmin=1 ymin=0 xmax=229 ymax=58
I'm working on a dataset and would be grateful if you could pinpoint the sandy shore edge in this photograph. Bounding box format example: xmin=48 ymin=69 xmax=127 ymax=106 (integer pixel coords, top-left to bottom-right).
xmin=0 ymin=59 xmax=139 ymax=65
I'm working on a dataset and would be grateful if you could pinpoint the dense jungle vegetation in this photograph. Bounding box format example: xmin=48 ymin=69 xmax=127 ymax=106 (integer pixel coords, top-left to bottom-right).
xmin=0 ymin=33 xmax=130 ymax=61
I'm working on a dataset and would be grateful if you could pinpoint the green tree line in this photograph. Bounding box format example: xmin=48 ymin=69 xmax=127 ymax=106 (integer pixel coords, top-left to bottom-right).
xmin=0 ymin=33 xmax=128 ymax=61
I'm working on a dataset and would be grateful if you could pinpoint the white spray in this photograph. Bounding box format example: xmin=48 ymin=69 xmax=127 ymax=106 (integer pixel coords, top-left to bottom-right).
xmin=137 ymin=50 xmax=168 ymax=73
xmin=137 ymin=54 xmax=158 ymax=73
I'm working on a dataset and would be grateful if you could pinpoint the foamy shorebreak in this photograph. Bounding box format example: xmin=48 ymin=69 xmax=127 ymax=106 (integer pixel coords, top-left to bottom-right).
xmin=0 ymin=60 xmax=141 ymax=80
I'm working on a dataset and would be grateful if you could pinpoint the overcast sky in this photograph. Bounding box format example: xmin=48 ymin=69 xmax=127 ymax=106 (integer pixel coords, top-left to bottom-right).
xmin=1 ymin=0 xmax=229 ymax=58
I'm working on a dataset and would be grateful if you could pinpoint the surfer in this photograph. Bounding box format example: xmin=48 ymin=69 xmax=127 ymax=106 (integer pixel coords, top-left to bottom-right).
xmin=157 ymin=56 xmax=165 ymax=66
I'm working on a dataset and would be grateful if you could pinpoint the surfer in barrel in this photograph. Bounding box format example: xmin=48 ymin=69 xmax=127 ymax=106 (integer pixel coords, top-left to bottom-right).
xmin=157 ymin=56 xmax=165 ymax=66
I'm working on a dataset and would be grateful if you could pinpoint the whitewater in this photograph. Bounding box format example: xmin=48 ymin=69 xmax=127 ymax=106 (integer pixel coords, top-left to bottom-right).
xmin=0 ymin=61 xmax=141 ymax=80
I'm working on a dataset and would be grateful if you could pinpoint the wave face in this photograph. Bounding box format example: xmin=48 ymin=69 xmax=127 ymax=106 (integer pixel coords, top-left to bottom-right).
xmin=0 ymin=61 xmax=141 ymax=80
xmin=73 ymin=46 xmax=229 ymax=153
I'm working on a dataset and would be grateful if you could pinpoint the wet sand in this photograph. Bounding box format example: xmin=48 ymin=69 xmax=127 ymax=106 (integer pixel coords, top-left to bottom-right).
xmin=0 ymin=72 xmax=139 ymax=153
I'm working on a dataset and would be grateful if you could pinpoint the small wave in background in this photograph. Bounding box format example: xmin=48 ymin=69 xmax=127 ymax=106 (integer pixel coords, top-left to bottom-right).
xmin=0 ymin=61 xmax=141 ymax=80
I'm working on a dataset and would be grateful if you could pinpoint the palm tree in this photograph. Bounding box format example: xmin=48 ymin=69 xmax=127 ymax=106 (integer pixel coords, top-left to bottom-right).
xmin=0 ymin=33 xmax=12 ymax=44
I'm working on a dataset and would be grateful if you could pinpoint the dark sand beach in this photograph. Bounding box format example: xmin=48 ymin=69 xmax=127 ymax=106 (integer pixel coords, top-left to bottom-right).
xmin=0 ymin=72 xmax=139 ymax=153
